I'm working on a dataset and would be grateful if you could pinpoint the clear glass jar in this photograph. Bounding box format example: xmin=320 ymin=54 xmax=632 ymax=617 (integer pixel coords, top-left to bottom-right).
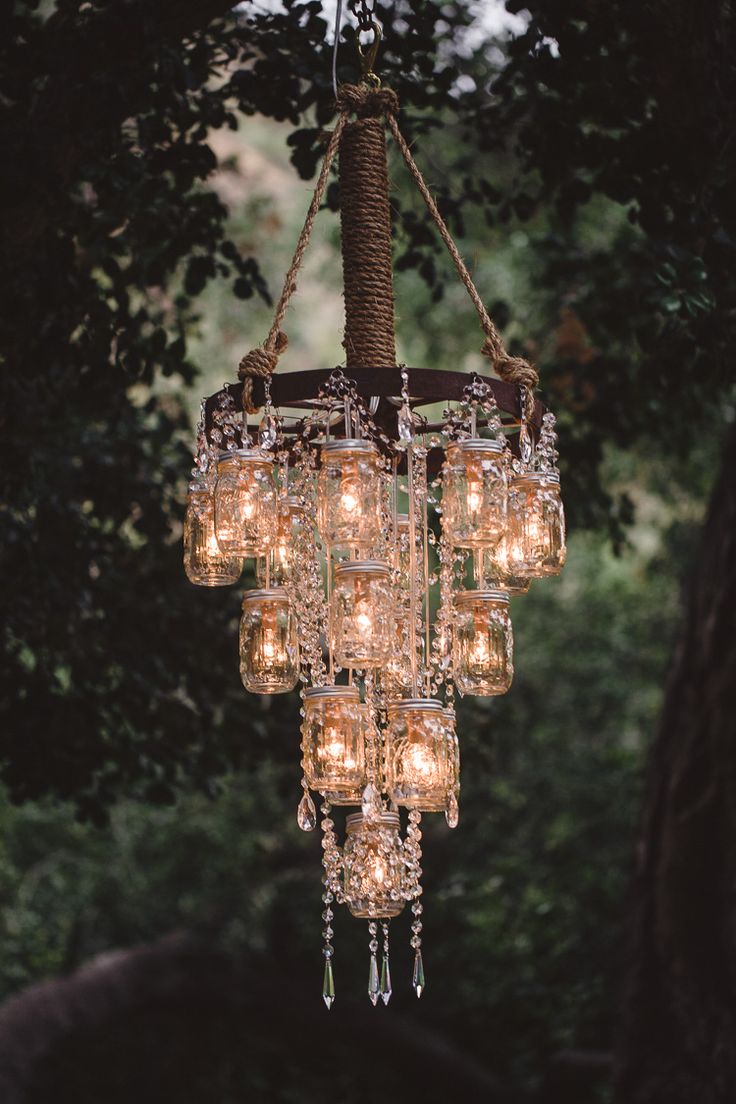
xmin=453 ymin=589 xmax=513 ymax=696
xmin=331 ymin=561 xmax=393 ymax=669
xmin=386 ymin=699 xmax=452 ymax=811
xmin=343 ymin=812 xmax=405 ymax=919
xmin=239 ymin=588 xmax=299 ymax=694
xmin=441 ymin=439 xmax=508 ymax=548
xmin=214 ymin=449 xmax=277 ymax=558
xmin=507 ymin=472 xmax=566 ymax=576
xmin=257 ymin=495 xmax=304 ymax=587
xmin=301 ymin=686 xmax=366 ymax=803
xmin=481 ymin=533 xmax=532 ymax=596
xmin=183 ymin=478 xmax=242 ymax=586
xmin=317 ymin=440 xmax=383 ymax=552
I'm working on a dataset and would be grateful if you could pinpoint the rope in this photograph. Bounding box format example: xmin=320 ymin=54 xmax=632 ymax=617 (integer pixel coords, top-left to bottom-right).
xmin=338 ymin=95 xmax=397 ymax=368
xmin=238 ymin=113 xmax=348 ymax=413
xmin=385 ymin=112 xmax=539 ymax=421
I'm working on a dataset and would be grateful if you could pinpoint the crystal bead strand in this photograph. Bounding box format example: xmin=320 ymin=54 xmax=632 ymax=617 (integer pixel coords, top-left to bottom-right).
xmin=380 ymin=921 xmax=393 ymax=1005
xmin=367 ymin=921 xmax=380 ymax=1006
xmin=322 ymin=880 xmax=336 ymax=1010
xmin=404 ymin=808 xmax=426 ymax=997
xmin=297 ymin=688 xmax=317 ymax=831
xmin=320 ymin=800 xmax=342 ymax=1008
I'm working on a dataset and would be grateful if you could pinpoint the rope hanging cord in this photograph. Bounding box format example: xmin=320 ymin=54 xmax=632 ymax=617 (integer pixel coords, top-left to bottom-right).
xmin=238 ymin=79 xmax=538 ymax=422
xmin=384 ymin=112 xmax=539 ymax=421
xmin=238 ymin=113 xmax=348 ymax=414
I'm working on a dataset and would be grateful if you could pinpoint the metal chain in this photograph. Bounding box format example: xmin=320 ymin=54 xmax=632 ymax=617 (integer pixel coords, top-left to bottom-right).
xmin=348 ymin=0 xmax=375 ymax=32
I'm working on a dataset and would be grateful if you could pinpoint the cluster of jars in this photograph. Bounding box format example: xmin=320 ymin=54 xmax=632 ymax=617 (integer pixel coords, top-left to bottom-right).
xmin=184 ymin=448 xmax=301 ymax=694
xmin=302 ymin=688 xmax=459 ymax=918
xmin=441 ymin=439 xmax=566 ymax=696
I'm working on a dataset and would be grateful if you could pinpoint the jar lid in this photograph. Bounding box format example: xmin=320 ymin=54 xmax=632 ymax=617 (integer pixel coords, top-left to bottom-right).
xmin=447 ymin=437 xmax=505 ymax=455
xmin=386 ymin=697 xmax=444 ymax=714
xmin=320 ymin=438 xmax=379 ymax=458
xmin=217 ymin=448 xmax=274 ymax=465
xmin=303 ymin=685 xmax=360 ymax=701
xmin=455 ymin=588 xmax=510 ymax=605
xmin=242 ymin=587 xmax=289 ymax=603
xmin=346 ymin=811 xmax=400 ymax=833
xmin=512 ymin=470 xmax=560 ymax=487
xmin=333 ymin=560 xmax=390 ymax=579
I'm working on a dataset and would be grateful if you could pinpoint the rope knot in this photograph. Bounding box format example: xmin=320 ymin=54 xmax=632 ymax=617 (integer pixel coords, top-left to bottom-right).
xmin=336 ymin=82 xmax=399 ymax=119
xmin=237 ymin=332 xmax=288 ymax=413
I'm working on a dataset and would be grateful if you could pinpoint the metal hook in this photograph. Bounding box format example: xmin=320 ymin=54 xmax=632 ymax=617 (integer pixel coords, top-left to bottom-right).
xmin=354 ymin=19 xmax=382 ymax=84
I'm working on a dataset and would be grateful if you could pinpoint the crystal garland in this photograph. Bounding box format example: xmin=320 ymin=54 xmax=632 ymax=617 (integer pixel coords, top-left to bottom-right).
xmin=183 ymin=368 xmax=566 ymax=1006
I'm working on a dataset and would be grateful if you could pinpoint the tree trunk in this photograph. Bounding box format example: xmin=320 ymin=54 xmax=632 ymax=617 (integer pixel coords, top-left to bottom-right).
xmin=616 ymin=423 xmax=736 ymax=1102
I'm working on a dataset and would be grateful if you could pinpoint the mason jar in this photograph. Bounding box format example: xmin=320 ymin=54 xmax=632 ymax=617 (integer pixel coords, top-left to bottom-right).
xmin=257 ymin=495 xmax=304 ymax=587
xmin=441 ymin=439 xmax=508 ymax=548
xmin=239 ymin=588 xmax=299 ymax=694
xmin=183 ymin=477 xmax=242 ymax=586
xmin=453 ymin=589 xmax=513 ymax=696
xmin=343 ymin=812 xmax=406 ymax=919
xmin=507 ymin=472 xmax=566 ymax=577
xmin=481 ymin=533 xmax=532 ymax=596
xmin=317 ymin=439 xmax=383 ymax=552
xmin=301 ymin=686 xmax=366 ymax=803
xmin=331 ymin=561 xmax=393 ymax=669
xmin=214 ymin=449 xmax=278 ymax=558
xmin=386 ymin=698 xmax=452 ymax=811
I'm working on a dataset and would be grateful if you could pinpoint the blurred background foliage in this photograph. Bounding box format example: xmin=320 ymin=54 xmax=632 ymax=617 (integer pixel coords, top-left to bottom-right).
xmin=0 ymin=0 xmax=735 ymax=1100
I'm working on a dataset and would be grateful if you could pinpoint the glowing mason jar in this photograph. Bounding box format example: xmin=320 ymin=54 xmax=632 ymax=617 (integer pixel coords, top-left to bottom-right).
xmin=257 ymin=495 xmax=304 ymax=587
xmin=317 ymin=440 xmax=383 ymax=551
xmin=453 ymin=589 xmax=513 ymax=696
xmin=481 ymin=533 xmax=532 ymax=596
xmin=386 ymin=699 xmax=452 ymax=811
xmin=507 ymin=472 xmax=566 ymax=576
xmin=331 ymin=561 xmax=393 ymax=669
xmin=302 ymin=686 xmax=366 ymax=803
xmin=183 ymin=478 xmax=242 ymax=586
xmin=343 ymin=812 xmax=405 ymax=919
xmin=214 ymin=449 xmax=277 ymax=558
xmin=239 ymin=588 xmax=299 ymax=694
xmin=442 ymin=439 xmax=508 ymax=548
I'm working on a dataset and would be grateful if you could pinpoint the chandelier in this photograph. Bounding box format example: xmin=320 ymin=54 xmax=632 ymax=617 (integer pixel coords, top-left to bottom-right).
xmin=182 ymin=17 xmax=566 ymax=1009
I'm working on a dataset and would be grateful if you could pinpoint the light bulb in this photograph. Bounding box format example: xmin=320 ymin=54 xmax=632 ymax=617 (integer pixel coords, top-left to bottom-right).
xmin=242 ymin=495 xmax=255 ymax=520
xmin=373 ymin=856 xmax=387 ymax=885
xmin=470 ymin=633 xmax=491 ymax=666
xmin=466 ymin=481 xmax=483 ymax=514
xmin=406 ymin=743 xmax=435 ymax=780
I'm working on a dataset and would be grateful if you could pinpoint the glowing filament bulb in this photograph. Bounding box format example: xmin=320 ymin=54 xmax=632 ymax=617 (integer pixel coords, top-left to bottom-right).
xmin=470 ymin=632 xmax=491 ymax=667
xmin=466 ymin=481 xmax=483 ymax=514
xmin=372 ymin=856 xmax=387 ymax=885
xmin=406 ymin=743 xmax=435 ymax=780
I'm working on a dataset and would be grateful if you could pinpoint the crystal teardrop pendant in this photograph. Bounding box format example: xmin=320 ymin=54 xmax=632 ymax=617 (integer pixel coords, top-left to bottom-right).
xmin=446 ymin=792 xmax=459 ymax=828
xmin=380 ymin=954 xmax=393 ymax=1006
xmin=297 ymin=791 xmax=317 ymax=832
xmin=368 ymin=953 xmax=380 ymax=1006
xmin=322 ymin=956 xmax=335 ymax=1010
xmin=412 ymin=949 xmax=425 ymax=998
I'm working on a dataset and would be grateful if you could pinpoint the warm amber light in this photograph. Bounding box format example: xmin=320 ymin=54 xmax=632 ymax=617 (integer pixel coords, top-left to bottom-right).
xmin=343 ymin=812 xmax=405 ymax=919
xmin=183 ymin=481 xmax=242 ymax=588
xmin=317 ymin=440 xmax=383 ymax=551
xmin=386 ymin=699 xmax=453 ymax=812
xmin=302 ymin=687 xmax=366 ymax=802
xmin=507 ymin=472 xmax=566 ymax=577
xmin=214 ymin=449 xmax=277 ymax=558
xmin=239 ymin=588 xmax=299 ymax=694
xmin=453 ymin=590 xmax=513 ymax=696
xmin=442 ymin=439 xmax=508 ymax=548
xmin=331 ymin=561 xmax=392 ymax=668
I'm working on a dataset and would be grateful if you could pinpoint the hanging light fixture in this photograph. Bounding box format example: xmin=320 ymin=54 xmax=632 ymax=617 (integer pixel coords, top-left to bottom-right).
xmin=182 ymin=6 xmax=566 ymax=1008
